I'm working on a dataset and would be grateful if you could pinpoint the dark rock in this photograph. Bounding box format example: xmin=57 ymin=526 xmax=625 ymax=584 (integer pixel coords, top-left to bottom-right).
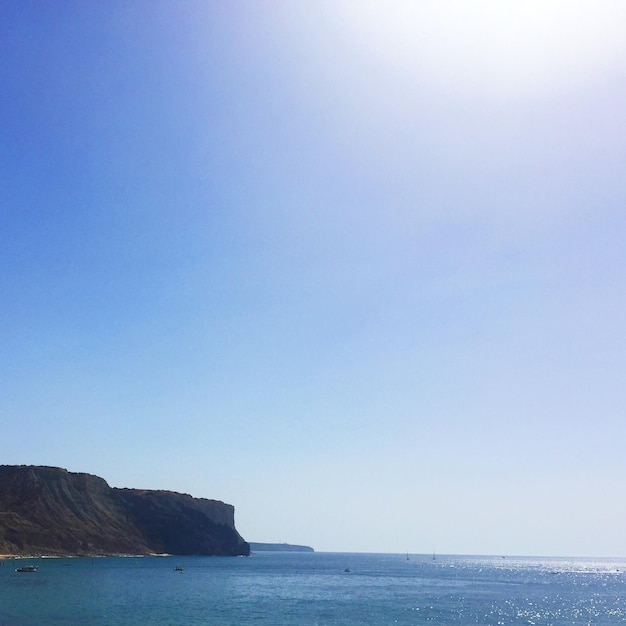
xmin=0 ymin=465 xmax=249 ymax=556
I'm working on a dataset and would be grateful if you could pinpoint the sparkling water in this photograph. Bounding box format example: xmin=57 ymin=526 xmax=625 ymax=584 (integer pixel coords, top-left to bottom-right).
xmin=1 ymin=552 xmax=625 ymax=624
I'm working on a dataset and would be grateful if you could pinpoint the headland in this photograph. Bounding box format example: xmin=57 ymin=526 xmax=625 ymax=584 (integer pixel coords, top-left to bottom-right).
xmin=0 ymin=465 xmax=249 ymax=557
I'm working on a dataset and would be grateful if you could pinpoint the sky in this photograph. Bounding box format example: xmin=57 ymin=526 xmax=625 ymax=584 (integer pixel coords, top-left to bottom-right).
xmin=1 ymin=0 xmax=625 ymax=557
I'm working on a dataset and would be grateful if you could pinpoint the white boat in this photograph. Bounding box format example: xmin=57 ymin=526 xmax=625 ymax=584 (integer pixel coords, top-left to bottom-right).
xmin=15 ymin=565 xmax=38 ymax=573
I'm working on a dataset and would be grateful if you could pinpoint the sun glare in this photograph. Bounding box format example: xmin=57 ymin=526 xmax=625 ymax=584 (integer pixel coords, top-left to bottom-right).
xmin=327 ymin=0 xmax=626 ymax=96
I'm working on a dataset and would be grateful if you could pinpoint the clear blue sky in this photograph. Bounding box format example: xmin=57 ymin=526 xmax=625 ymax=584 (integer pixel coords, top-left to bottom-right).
xmin=2 ymin=1 xmax=625 ymax=556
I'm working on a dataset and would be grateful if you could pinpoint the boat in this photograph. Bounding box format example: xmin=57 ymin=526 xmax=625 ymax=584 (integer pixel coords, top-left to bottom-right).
xmin=173 ymin=566 xmax=184 ymax=573
xmin=15 ymin=565 xmax=38 ymax=573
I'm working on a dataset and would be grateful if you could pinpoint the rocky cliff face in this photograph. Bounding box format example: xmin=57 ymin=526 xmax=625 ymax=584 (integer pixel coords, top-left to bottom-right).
xmin=0 ymin=466 xmax=249 ymax=556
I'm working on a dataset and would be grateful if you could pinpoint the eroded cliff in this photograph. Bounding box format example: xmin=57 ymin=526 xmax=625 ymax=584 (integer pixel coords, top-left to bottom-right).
xmin=0 ymin=465 xmax=249 ymax=556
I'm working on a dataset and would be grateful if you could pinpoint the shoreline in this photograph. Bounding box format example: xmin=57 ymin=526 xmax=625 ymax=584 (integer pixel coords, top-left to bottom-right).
xmin=0 ymin=553 xmax=174 ymax=559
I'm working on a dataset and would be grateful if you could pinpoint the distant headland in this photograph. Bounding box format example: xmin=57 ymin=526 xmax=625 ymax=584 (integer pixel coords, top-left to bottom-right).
xmin=249 ymin=542 xmax=314 ymax=552
xmin=0 ymin=465 xmax=249 ymax=557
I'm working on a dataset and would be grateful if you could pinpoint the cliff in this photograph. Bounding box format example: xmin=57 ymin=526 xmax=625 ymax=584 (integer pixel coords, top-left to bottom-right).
xmin=249 ymin=542 xmax=314 ymax=552
xmin=0 ymin=465 xmax=249 ymax=556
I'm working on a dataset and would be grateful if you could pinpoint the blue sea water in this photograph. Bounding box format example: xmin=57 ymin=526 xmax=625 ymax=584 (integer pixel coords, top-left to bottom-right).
xmin=1 ymin=552 xmax=625 ymax=625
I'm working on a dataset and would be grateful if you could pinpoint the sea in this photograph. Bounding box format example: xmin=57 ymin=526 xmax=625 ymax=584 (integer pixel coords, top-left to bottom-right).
xmin=1 ymin=552 xmax=625 ymax=625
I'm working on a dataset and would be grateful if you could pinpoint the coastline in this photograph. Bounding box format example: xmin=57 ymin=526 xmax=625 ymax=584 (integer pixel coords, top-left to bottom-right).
xmin=0 ymin=552 xmax=175 ymax=559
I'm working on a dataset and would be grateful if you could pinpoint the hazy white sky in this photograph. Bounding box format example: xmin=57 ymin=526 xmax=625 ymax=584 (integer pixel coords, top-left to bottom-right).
xmin=2 ymin=1 xmax=625 ymax=556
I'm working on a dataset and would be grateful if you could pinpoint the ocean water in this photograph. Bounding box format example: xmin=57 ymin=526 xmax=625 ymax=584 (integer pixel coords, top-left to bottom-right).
xmin=1 ymin=552 xmax=625 ymax=625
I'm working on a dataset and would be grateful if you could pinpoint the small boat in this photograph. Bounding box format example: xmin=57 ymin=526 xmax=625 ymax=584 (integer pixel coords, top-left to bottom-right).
xmin=15 ymin=565 xmax=38 ymax=573
xmin=173 ymin=566 xmax=184 ymax=573
xmin=344 ymin=567 xmax=350 ymax=573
